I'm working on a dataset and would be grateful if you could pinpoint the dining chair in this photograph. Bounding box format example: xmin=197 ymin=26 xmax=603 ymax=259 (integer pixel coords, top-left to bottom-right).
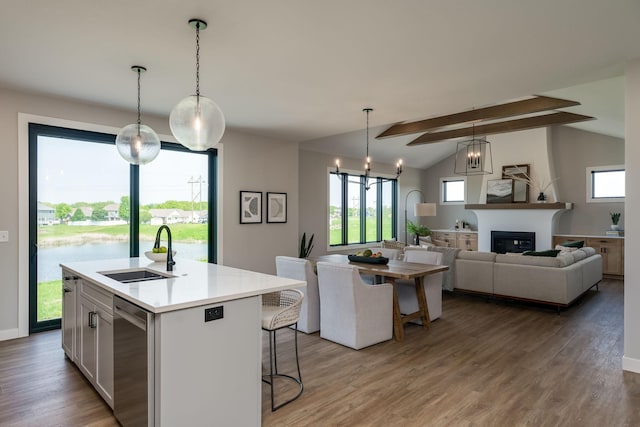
xmin=316 ymin=261 xmax=393 ymax=350
xmin=275 ymin=256 xmax=320 ymax=334
xmin=397 ymin=249 xmax=444 ymax=322
xmin=261 ymin=289 xmax=305 ymax=411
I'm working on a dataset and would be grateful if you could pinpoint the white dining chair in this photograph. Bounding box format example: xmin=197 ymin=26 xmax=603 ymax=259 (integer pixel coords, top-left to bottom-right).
xmin=316 ymin=261 xmax=393 ymax=350
xmin=397 ymin=249 xmax=443 ymax=322
xmin=275 ymin=256 xmax=320 ymax=334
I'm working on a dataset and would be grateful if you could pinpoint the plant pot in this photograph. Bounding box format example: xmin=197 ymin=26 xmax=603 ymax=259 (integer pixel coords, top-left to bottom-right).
xmin=611 ymin=224 xmax=621 ymax=231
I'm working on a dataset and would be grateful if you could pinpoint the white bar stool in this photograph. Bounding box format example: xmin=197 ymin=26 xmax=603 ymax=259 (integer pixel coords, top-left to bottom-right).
xmin=261 ymin=289 xmax=304 ymax=411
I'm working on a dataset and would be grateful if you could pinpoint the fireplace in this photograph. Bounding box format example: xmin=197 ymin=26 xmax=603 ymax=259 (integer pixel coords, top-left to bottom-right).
xmin=491 ymin=231 xmax=535 ymax=254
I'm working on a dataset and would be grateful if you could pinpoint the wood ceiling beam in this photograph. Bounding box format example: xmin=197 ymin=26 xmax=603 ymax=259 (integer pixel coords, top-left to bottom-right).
xmin=377 ymin=96 xmax=581 ymax=139
xmin=406 ymin=112 xmax=594 ymax=146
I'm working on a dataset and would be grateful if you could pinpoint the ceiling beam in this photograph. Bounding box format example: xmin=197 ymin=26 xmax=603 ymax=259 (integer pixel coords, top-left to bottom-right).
xmin=406 ymin=112 xmax=594 ymax=146
xmin=377 ymin=96 xmax=581 ymax=139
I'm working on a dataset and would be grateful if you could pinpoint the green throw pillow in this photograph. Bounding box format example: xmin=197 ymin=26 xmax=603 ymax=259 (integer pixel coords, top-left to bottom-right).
xmin=522 ymin=249 xmax=561 ymax=257
xmin=561 ymin=240 xmax=584 ymax=248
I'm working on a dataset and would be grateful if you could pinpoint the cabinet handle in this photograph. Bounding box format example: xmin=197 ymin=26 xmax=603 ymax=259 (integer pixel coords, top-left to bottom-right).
xmin=88 ymin=311 xmax=97 ymax=329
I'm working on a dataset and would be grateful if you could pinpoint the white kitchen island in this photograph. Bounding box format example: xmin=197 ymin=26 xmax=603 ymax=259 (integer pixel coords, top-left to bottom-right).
xmin=60 ymin=257 xmax=305 ymax=427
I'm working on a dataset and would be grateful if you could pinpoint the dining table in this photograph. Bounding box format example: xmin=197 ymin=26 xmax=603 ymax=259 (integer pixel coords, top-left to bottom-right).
xmin=314 ymin=254 xmax=449 ymax=341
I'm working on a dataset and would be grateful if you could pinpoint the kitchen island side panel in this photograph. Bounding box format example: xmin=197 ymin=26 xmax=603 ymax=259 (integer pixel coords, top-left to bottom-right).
xmin=155 ymin=295 xmax=262 ymax=426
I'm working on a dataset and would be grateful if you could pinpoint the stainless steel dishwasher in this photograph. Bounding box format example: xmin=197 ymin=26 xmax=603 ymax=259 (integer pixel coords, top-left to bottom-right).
xmin=113 ymin=296 xmax=155 ymax=427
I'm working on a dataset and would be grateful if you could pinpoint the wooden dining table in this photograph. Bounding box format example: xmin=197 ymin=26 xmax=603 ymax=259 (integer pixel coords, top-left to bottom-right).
xmin=314 ymin=254 xmax=449 ymax=341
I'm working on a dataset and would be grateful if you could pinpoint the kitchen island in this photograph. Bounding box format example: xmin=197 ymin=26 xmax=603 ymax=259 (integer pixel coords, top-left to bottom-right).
xmin=60 ymin=257 xmax=305 ymax=427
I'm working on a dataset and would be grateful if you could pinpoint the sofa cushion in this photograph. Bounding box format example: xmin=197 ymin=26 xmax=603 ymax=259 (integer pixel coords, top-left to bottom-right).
xmin=523 ymin=249 xmax=561 ymax=257
xmin=496 ymin=253 xmax=573 ymax=267
xmin=457 ymin=251 xmax=497 ymax=262
xmin=561 ymin=240 xmax=584 ymax=248
xmin=579 ymin=246 xmax=596 ymax=257
xmin=571 ymin=249 xmax=588 ymax=263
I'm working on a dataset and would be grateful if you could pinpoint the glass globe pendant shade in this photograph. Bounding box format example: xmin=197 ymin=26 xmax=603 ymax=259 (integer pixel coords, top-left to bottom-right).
xmin=170 ymin=94 xmax=225 ymax=151
xmin=116 ymin=123 xmax=161 ymax=165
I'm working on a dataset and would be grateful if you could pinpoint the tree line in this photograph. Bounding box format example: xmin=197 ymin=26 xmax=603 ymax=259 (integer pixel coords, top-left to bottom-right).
xmin=45 ymin=196 xmax=209 ymax=223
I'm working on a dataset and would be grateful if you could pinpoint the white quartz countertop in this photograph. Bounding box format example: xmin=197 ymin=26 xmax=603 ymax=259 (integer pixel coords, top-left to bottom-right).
xmin=60 ymin=257 xmax=305 ymax=314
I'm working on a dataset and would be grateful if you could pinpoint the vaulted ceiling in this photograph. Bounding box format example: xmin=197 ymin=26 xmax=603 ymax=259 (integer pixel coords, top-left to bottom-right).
xmin=0 ymin=1 xmax=637 ymax=169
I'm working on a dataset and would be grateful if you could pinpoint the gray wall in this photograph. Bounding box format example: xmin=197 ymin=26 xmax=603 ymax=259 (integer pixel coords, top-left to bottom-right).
xmin=0 ymin=87 xmax=298 ymax=339
xmin=551 ymin=126 xmax=625 ymax=234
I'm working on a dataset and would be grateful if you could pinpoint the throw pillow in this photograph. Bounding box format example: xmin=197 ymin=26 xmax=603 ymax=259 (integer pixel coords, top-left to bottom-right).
xmin=561 ymin=240 xmax=584 ymax=248
xmin=522 ymin=249 xmax=561 ymax=257
xmin=555 ymin=244 xmax=578 ymax=253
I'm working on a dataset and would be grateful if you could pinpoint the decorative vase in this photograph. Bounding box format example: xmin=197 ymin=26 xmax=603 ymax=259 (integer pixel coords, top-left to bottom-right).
xmin=537 ymin=192 xmax=546 ymax=202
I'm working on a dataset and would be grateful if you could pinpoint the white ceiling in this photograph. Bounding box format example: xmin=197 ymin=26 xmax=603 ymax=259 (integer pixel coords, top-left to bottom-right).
xmin=1 ymin=1 xmax=637 ymax=169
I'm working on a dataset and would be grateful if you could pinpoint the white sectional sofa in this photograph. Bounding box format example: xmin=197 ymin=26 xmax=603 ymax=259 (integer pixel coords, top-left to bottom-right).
xmin=454 ymin=247 xmax=602 ymax=307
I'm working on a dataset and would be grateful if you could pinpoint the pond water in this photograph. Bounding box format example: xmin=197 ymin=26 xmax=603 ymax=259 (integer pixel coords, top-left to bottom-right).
xmin=38 ymin=241 xmax=208 ymax=282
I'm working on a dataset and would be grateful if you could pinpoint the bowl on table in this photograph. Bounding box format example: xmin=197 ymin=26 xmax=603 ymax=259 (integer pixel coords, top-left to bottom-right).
xmin=144 ymin=250 xmax=177 ymax=262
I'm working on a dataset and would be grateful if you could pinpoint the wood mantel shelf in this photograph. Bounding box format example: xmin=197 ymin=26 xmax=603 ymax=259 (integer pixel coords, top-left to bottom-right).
xmin=465 ymin=202 xmax=570 ymax=210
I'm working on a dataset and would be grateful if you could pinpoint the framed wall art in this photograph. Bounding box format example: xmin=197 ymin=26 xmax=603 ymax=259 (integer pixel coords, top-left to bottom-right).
xmin=486 ymin=178 xmax=514 ymax=204
xmin=266 ymin=192 xmax=287 ymax=223
xmin=240 ymin=191 xmax=262 ymax=224
xmin=502 ymin=164 xmax=530 ymax=203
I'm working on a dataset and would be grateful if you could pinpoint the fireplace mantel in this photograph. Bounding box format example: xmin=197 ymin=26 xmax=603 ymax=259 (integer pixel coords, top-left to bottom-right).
xmin=467 ymin=203 xmax=571 ymax=251
xmin=465 ymin=202 xmax=570 ymax=210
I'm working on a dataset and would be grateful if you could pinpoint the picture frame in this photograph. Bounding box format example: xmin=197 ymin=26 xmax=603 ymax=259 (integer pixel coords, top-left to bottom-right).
xmin=486 ymin=178 xmax=514 ymax=204
xmin=502 ymin=164 xmax=530 ymax=203
xmin=240 ymin=191 xmax=262 ymax=224
xmin=266 ymin=192 xmax=287 ymax=223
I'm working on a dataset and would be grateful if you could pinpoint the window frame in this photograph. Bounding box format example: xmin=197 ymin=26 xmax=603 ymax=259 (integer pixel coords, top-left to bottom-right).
xmin=440 ymin=176 xmax=467 ymax=205
xmin=327 ymin=168 xmax=398 ymax=249
xmin=586 ymin=165 xmax=625 ymax=203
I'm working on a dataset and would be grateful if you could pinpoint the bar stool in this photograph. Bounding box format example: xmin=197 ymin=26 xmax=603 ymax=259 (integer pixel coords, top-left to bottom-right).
xmin=261 ymin=289 xmax=304 ymax=411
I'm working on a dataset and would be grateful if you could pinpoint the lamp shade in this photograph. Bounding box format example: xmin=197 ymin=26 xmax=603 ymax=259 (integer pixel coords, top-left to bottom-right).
xmin=116 ymin=123 xmax=161 ymax=165
xmin=414 ymin=202 xmax=436 ymax=217
xmin=170 ymin=94 xmax=225 ymax=151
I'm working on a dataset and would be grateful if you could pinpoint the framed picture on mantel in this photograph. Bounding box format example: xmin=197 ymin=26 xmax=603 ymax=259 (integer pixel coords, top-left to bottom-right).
xmin=486 ymin=179 xmax=514 ymax=204
xmin=502 ymin=164 xmax=530 ymax=203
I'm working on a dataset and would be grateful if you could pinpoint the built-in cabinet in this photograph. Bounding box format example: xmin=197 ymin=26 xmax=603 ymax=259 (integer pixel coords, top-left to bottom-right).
xmin=61 ymin=270 xmax=114 ymax=408
xmin=553 ymin=234 xmax=624 ymax=278
xmin=432 ymin=230 xmax=478 ymax=251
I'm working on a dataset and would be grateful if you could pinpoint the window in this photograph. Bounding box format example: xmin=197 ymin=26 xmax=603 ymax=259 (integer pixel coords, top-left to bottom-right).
xmin=587 ymin=166 xmax=625 ymax=203
xmin=29 ymin=123 xmax=217 ymax=333
xmin=440 ymin=177 xmax=466 ymax=204
xmin=329 ymin=171 xmax=398 ymax=247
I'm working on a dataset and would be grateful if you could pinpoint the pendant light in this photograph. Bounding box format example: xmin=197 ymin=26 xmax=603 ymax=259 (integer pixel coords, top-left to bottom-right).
xmin=116 ymin=66 xmax=161 ymax=165
xmin=453 ymin=120 xmax=493 ymax=176
xmin=335 ymin=108 xmax=403 ymax=190
xmin=170 ymin=18 xmax=225 ymax=151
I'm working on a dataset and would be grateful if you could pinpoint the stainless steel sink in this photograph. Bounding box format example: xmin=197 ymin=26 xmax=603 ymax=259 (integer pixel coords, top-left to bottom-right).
xmin=100 ymin=269 xmax=173 ymax=284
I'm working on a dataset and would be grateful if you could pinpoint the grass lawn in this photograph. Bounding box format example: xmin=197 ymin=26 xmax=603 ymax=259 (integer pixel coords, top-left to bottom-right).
xmin=38 ymin=279 xmax=62 ymax=321
xmin=38 ymin=223 xmax=208 ymax=243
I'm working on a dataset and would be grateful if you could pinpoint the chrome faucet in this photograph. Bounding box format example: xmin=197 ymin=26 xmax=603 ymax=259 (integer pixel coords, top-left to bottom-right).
xmin=154 ymin=225 xmax=175 ymax=271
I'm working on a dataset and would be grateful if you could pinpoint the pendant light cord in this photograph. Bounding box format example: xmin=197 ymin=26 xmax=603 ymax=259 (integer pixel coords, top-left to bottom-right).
xmin=136 ymin=68 xmax=142 ymax=126
xmin=366 ymin=109 xmax=370 ymax=159
xmin=195 ymin=21 xmax=201 ymax=97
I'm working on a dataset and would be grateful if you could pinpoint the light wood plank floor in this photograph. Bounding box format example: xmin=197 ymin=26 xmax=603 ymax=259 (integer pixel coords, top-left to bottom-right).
xmin=1 ymin=280 xmax=639 ymax=426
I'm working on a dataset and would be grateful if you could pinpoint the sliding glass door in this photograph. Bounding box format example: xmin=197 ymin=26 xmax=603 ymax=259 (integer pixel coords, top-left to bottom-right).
xmin=29 ymin=124 xmax=217 ymax=333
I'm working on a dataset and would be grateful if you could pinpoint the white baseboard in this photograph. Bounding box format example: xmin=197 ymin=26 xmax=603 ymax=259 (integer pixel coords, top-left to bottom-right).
xmin=0 ymin=328 xmax=21 ymax=342
xmin=622 ymin=355 xmax=640 ymax=374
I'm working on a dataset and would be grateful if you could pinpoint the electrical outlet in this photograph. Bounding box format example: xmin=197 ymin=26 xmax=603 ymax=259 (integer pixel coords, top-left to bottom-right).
xmin=204 ymin=306 xmax=223 ymax=322
xmin=0 ymin=231 xmax=8 ymax=242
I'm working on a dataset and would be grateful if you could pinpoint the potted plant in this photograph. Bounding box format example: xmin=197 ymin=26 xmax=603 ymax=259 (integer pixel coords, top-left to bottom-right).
xmin=407 ymin=220 xmax=431 ymax=245
xmin=299 ymin=232 xmax=314 ymax=258
xmin=610 ymin=212 xmax=622 ymax=231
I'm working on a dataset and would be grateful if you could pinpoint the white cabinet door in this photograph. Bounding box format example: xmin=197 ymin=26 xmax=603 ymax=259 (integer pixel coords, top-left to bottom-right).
xmin=95 ymin=308 xmax=114 ymax=408
xmin=61 ymin=273 xmax=76 ymax=360
xmin=77 ymin=294 xmax=97 ymax=382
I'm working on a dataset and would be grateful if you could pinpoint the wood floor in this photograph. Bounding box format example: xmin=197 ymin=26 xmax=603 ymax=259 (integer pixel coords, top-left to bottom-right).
xmin=1 ymin=279 xmax=639 ymax=426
